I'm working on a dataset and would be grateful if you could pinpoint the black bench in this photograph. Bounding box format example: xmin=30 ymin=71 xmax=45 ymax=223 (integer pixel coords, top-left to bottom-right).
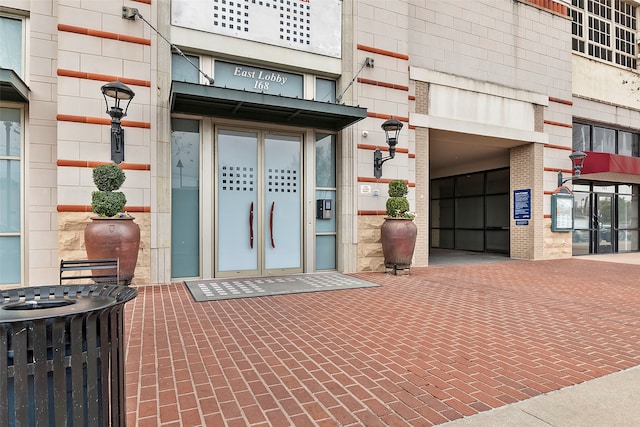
xmin=59 ymin=258 xmax=120 ymax=285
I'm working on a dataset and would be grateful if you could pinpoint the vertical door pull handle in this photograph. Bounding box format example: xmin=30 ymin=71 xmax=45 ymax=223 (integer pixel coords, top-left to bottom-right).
xmin=249 ymin=202 xmax=254 ymax=249
xmin=270 ymin=201 xmax=275 ymax=248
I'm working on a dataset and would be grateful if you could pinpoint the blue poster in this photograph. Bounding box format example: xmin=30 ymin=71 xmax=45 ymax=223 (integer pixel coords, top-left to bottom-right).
xmin=514 ymin=189 xmax=531 ymax=220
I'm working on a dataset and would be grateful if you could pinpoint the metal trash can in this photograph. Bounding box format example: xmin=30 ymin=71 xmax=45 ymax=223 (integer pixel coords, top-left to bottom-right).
xmin=0 ymin=284 xmax=137 ymax=426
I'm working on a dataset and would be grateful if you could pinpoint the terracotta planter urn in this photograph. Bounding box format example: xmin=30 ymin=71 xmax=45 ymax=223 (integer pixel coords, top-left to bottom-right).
xmin=85 ymin=217 xmax=140 ymax=285
xmin=381 ymin=217 xmax=417 ymax=274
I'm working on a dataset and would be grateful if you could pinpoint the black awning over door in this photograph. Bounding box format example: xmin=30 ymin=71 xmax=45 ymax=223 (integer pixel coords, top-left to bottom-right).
xmin=170 ymin=81 xmax=367 ymax=131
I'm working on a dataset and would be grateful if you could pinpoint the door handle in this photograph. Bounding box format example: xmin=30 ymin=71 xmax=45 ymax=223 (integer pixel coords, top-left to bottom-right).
xmin=249 ymin=202 xmax=254 ymax=249
xmin=270 ymin=201 xmax=275 ymax=248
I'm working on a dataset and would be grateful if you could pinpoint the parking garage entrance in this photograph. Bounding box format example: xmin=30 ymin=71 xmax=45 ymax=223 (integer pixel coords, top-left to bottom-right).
xmin=430 ymin=168 xmax=510 ymax=254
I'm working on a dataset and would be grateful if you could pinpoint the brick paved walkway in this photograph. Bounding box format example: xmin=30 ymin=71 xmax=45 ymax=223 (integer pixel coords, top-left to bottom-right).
xmin=124 ymin=259 xmax=640 ymax=426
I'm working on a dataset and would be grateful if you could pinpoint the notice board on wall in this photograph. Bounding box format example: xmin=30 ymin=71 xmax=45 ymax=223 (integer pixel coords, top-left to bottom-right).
xmin=551 ymin=193 xmax=574 ymax=232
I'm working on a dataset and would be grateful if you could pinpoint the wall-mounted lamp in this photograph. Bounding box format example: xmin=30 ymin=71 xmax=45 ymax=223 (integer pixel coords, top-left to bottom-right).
xmin=101 ymin=80 xmax=135 ymax=164
xmin=557 ymin=150 xmax=587 ymax=187
xmin=373 ymin=117 xmax=403 ymax=179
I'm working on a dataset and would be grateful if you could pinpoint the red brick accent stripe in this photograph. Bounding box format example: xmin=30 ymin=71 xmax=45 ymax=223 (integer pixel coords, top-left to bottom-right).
xmin=408 ymin=95 xmax=416 ymax=101
xmin=544 ymin=120 xmax=572 ymax=128
xmin=358 ymin=78 xmax=409 ymax=92
xmin=133 ymin=0 xmax=151 ymax=4
xmin=358 ymin=210 xmax=387 ymax=216
xmin=57 ymin=160 xmax=151 ymax=171
xmin=358 ymin=144 xmax=409 ymax=154
xmin=57 ymin=205 xmax=150 ymax=213
xmin=358 ymin=177 xmax=415 ymax=187
xmin=521 ymin=0 xmax=567 ymax=15
xmin=58 ymin=24 xmax=151 ymax=46
xmin=360 ymin=177 xmax=392 ymax=184
xmin=57 ymin=69 xmax=151 ymax=87
xmin=545 ymin=144 xmax=573 ymax=151
xmin=56 ymin=114 xmax=150 ymax=129
xmin=549 ymin=96 xmax=573 ymax=106
xmin=367 ymin=112 xmax=409 ymax=123
xmin=357 ymin=44 xmax=409 ymax=61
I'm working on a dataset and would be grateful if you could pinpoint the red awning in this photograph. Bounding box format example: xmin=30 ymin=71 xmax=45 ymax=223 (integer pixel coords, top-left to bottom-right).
xmin=579 ymin=151 xmax=640 ymax=184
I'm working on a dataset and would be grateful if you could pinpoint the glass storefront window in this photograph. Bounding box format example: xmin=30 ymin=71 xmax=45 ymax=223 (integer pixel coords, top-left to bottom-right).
xmin=315 ymin=133 xmax=336 ymax=270
xmin=0 ymin=236 xmax=20 ymax=284
xmin=618 ymin=192 xmax=638 ymax=252
xmin=171 ymin=119 xmax=200 ymax=277
xmin=315 ymin=235 xmax=336 ymax=270
xmin=0 ymin=16 xmax=23 ymax=77
xmin=172 ymin=53 xmax=200 ymax=83
xmin=593 ymin=184 xmax=616 ymax=193
xmin=618 ymin=185 xmax=633 ymax=195
xmin=572 ymin=184 xmax=639 ymax=255
xmin=617 ymin=194 xmax=636 ymax=229
xmin=593 ymin=127 xmax=615 ymax=153
xmin=618 ymin=131 xmax=639 ymax=156
xmin=572 ymin=191 xmax=591 ymax=256
xmin=316 ymin=78 xmax=336 ymax=103
xmin=574 ymin=192 xmax=590 ymax=219
xmin=0 ymin=107 xmax=22 ymax=285
xmin=573 ymin=123 xmax=590 ymax=151
xmin=316 ymin=134 xmax=336 ymax=187
xmin=574 ymin=123 xmax=640 ymax=158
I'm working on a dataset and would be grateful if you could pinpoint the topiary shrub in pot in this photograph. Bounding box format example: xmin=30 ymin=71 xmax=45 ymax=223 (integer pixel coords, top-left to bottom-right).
xmin=386 ymin=179 xmax=413 ymax=218
xmin=381 ymin=179 xmax=417 ymax=274
xmin=84 ymin=163 xmax=140 ymax=284
xmin=91 ymin=163 xmax=127 ymax=217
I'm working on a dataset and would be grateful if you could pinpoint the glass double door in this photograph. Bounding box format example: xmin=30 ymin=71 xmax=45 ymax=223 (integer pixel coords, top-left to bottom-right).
xmin=215 ymin=129 xmax=302 ymax=277
xmin=573 ymin=191 xmax=613 ymax=254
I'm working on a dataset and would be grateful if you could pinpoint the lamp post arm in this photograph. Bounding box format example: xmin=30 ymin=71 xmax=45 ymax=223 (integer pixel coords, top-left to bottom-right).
xmin=558 ymin=171 xmax=566 ymax=187
xmin=373 ymin=149 xmax=395 ymax=179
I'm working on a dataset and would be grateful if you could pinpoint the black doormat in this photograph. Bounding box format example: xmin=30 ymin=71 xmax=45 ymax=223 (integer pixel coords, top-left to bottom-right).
xmin=184 ymin=273 xmax=380 ymax=302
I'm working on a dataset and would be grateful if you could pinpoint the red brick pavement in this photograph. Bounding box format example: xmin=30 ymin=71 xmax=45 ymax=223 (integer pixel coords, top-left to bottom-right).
xmin=124 ymin=259 xmax=640 ymax=426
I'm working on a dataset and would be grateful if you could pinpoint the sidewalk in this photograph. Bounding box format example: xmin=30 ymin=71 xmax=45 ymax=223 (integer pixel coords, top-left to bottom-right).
xmin=441 ymin=365 xmax=640 ymax=426
xmin=124 ymin=254 xmax=640 ymax=426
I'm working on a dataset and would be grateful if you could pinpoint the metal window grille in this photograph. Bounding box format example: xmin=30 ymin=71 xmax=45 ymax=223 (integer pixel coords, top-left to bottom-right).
xmin=569 ymin=0 xmax=636 ymax=69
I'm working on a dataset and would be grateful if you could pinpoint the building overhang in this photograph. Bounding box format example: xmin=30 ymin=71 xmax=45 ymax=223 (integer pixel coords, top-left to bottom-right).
xmin=0 ymin=68 xmax=29 ymax=103
xmin=169 ymin=81 xmax=367 ymax=131
xmin=580 ymin=151 xmax=640 ymax=184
